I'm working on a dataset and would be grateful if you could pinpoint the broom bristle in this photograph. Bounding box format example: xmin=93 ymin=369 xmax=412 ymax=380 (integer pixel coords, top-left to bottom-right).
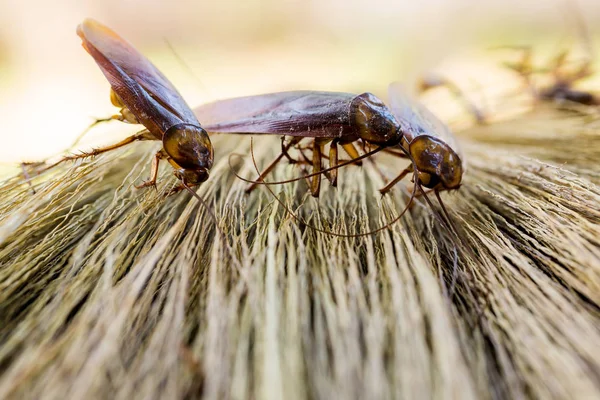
xmin=0 ymin=102 xmax=599 ymax=399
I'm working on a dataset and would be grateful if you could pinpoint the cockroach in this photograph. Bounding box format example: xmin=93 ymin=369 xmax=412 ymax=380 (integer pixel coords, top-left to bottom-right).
xmin=195 ymin=84 xmax=463 ymax=197
xmin=194 ymin=83 xmax=464 ymax=237
xmin=502 ymin=46 xmax=598 ymax=106
xmin=195 ymin=85 xmax=472 ymax=301
xmin=35 ymin=19 xmax=213 ymax=195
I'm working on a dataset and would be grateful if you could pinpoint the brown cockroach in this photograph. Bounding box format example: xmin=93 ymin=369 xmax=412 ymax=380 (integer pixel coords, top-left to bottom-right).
xmin=194 ymin=83 xmax=465 ymax=237
xmin=195 ymin=85 xmax=473 ymax=301
xmin=195 ymin=84 xmax=463 ymax=197
xmin=34 ymin=19 xmax=214 ymax=196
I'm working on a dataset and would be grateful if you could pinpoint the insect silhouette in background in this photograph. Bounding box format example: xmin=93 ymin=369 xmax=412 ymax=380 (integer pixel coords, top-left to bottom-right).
xmin=498 ymin=2 xmax=599 ymax=108
xmin=34 ymin=19 xmax=213 ymax=195
xmin=194 ymin=83 xmax=465 ymax=236
xmin=501 ymin=46 xmax=598 ymax=106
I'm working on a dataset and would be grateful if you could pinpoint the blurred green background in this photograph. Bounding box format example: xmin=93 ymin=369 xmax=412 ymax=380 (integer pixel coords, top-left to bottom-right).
xmin=0 ymin=0 xmax=599 ymax=163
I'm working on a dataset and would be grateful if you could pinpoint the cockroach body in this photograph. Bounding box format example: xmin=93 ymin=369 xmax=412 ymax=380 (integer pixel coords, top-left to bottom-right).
xmin=39 ymin=19 xmax=214 ymax=193
xmin=194 ymin=84 xmax=464 ymax=199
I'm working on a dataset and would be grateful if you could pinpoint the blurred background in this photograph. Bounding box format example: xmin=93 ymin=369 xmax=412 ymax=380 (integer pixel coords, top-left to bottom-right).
xmin=0 ymin=0 xmax=599 ymax=164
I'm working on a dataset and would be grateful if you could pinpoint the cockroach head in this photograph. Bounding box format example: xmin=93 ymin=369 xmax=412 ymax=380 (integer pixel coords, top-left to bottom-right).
xmin=408 ymin=135 xmax=463 ymax=190
xmin=163 ymin=123 xmax=214 ymax=184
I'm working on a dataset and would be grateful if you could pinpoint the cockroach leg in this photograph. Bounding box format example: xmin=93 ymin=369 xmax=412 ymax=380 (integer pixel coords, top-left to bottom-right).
xmin=135 ymin=150 xmax=166 ymax=190
xmin=244 ymin=153 xmax=285 ymax=194
xmin=327 ymin=139 xmax=339 ymax=186
xmin=379 ymin=164 xmax=413 ymax=195
xmin=297 ymin=146 xmax=312 ymax=165
xmin=341 ymin=143 xmax=363 ymax=166
xmin=310 ymin=141 xmax=323 ymax=197
xmin=245 ymin=138 xmax=300 ymax=194
xmin=39 ymin=130 xmax=155 ymax=174
xmin=281 ymin=137 xmax=301 ymax=164
xmin=165 ymin=182 xmax=197 ymax=197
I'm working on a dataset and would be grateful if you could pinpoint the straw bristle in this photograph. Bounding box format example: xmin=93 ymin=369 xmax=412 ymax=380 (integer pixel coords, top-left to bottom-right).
xmin=0 ymin=104 xmax=599 ymax=399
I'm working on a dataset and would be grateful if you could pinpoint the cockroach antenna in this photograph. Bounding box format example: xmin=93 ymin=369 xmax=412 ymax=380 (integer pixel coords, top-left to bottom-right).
xmin=246 ymin=138 xmax=420 ymax=238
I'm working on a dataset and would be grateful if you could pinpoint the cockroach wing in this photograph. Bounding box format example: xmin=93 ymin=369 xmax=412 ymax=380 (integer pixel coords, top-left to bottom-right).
xmin=77 ymin=19 xmax=200 ymax=138
xmin=387 ymin=82 xmax=461 ymax=153
xmin=194 ymin=91 xmax=358 ymax=139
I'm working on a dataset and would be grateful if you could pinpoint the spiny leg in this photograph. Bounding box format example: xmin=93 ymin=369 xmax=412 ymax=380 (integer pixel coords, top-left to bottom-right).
xmin=310 ymin=141 xmax=323 ymax=197
xmin=39 ymin=131 xmax=155 ymax=174
xmin=245 ymin=138 xmax=300 ymax=194
xmin=554 ymin=55 xmax=593 ymax=86
xmin=22 ymin=116 xmax=125 ymax=179
xmin=498 ymin=46 xmax=541 ymax=99
xmin=297 ymin=146 xmax=313 ymax=166
xmin=379 ymin=164 xmax=414 ymax=195
xmin=549 ymin=50 xmax=569 ymax=80
xmin=135 ymin=150 xmax=166 ymax=189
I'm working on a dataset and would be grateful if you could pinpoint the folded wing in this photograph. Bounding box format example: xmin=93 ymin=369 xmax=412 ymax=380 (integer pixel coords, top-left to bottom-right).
xmin=195 ymin=91 xmax=359 ymax=139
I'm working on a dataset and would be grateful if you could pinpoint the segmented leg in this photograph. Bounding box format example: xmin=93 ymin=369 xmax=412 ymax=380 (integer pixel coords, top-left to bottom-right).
xmin=500 ymin=46 xmax=541 ymax=99
xmin=135 ymin=150 xmax=166 ymax=189
xmin=245 ymin=138 xmax=301 ymax=194
xmin=327 ymin=139 xmax=339 ymax=186
xmin=310 ymin=141 xmax=323 ymax=197
xmin=379 ymin=164 xmax=414 ymax=195
xmin=341 ymin=143 xmax=363 ymax=166
xmin=38 ymin=130 xmax=156 ymax=174
xmin=362 ymin=147 xmax=409 ymax=187
xmin=165 ymin=182 xmax=201 ymax=197
xmin=281 ymin=136 xmax=301 ymax=164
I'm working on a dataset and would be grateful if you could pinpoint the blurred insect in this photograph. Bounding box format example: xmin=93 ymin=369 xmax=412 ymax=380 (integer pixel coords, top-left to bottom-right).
xmin=31 ymin=18 xmax=213 ymax=195
xmin=501 ymin=45 xmax=598 ymax=106
xmin=194 ymin=83 xmax=464 ymax=236
xmin=498 ymin=1 xmax=598 ymax=107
